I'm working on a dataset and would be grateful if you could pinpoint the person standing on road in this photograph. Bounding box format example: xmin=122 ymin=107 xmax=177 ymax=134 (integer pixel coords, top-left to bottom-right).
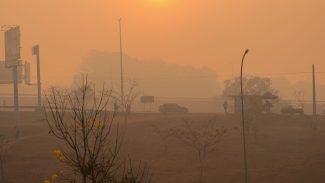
xmin=223 ymin=101 xmax=228 ymax=114
xmin=264 ymin=100 xmax=272 ymax=113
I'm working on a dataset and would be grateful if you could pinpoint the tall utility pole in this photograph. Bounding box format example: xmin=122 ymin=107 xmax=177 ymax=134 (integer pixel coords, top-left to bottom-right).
xmin=13 ymin=65 xmax=19 ymax=112
xmin=240 ymin=49 xmax=249 ymax=183
xmin=118 ymin=18 xmax=124 ymax=110
xmin=312 ymin=64 xmax=316 ymax=116
xmin=32 ymin=45 xmax=42 ymax=110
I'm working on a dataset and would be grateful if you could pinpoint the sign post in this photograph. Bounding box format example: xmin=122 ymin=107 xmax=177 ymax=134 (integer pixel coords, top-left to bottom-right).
xmin=12 ymin=66 xmax=19 ymax=112
xmin=32 ymin=45 xmax=42 ymax=110
xmin=4 ymin=26 xmax=21 ymax=132
xmin=4 ymin=26 xmax=21 ymax=113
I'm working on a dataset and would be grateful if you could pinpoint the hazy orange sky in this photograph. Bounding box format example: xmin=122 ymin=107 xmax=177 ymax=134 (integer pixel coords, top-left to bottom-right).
xmin=1 ymin=0 xmax=325 ymax=87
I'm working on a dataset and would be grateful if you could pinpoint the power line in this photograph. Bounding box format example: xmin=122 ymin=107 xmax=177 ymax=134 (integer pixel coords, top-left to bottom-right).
xmin=104 ymin=71 xmax=325 ymax=80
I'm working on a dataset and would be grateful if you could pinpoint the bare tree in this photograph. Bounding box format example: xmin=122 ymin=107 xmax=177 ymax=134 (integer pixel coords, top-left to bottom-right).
xmin=152 ymin=126 xmax=175 ymax=155
xmin=45 ymin=76 xmax=122 ymax=183
xmin=120 ymin=158 xmax=152 ymax=183
xmin=45 ymin=76 xmax=151 ymax=183
xmin=119 ymin=79 xmax=141 ymax=115
xmin=172 ymin=119 xmax=233 ymax=183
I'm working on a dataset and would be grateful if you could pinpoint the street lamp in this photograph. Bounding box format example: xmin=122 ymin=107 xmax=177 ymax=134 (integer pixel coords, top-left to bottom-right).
xmin=240 ymin=49 xmax=249 ymax=183
xmin=118 ymin=18 xmax=125 ymax=111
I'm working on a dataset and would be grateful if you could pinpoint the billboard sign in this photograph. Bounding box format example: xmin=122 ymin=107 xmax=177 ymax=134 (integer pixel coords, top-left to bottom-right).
xmin=5 ymin=26 xmax=21 ymax=67
xmin=0 ymin=61 xmax=23 ymax=84
xmin=140 ymin=96 xmax=155 ymax=103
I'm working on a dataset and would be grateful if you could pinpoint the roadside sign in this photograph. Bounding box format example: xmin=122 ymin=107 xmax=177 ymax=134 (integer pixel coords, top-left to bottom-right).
xmin=0 ymin=61 xmax=23 ymax=84
xmin=140 ymin=96 xmax=155 ymax=103
xmin=4 ymin=26 xmax=21 ymax=67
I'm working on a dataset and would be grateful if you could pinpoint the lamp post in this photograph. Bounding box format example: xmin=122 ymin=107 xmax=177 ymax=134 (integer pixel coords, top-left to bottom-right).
xmin=118 ymin=18 xmax=125 ymax=111
xmin=312 ymin=64 xmax=316 ymax=117
xmin=240 ymin=49 xmax=249 ymax=183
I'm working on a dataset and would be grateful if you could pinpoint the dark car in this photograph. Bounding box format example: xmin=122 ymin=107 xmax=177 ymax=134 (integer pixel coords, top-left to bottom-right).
xmin=159 ymin=103 xmax=188 ymax=114
xmin=281 ymin=105 xmax=304 ymax=115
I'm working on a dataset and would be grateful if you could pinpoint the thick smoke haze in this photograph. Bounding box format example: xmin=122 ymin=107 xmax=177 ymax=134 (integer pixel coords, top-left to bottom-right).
xmin=1 ymin=1 xmax=325 ymax=183
xmin=78 ymin=51 xmax=219 ymax=98
xmin=1 ymin=0 xmax=325 ymax=88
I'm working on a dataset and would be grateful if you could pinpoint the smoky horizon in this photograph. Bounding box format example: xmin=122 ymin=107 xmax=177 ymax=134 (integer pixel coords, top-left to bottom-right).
xmin=0 ymin=1 xmax=325 ymax=183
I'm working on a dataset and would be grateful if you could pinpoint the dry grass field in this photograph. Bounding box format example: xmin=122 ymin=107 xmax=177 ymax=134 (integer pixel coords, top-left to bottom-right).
xmin=0 ymin=112 xmax=325 ymax=183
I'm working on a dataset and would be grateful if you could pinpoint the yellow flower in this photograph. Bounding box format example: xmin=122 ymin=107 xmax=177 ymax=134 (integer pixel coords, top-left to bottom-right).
xmin=58 ymin=155 xmax=65 ymax=161
xmin=44 ymin=180 xmax=50 ymax=183
xmin=95 ymin=121 xmax=103 ymax=130
xmin=53 ymin=149 xmax=65 ymax=162
xmin=52 ymin=174 xmax=58 ymax=181
xmin=53 ymin=149 xmax=60 ymax=156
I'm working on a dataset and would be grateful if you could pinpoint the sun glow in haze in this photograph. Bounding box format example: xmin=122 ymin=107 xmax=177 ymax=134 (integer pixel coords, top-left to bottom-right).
xmin=148 ymin=0 xmax=168 ymax=6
